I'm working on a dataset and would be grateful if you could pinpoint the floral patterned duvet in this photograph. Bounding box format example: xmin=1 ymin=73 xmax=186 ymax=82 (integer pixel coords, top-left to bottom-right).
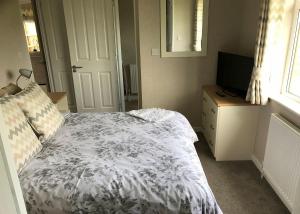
xmin=19 ymin=112 xmax=222 ymax=214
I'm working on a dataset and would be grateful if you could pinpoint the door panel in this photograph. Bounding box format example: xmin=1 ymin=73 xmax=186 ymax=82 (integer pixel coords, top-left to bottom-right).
xmin=71 ymin=1 xmax=90 ymax=60
xmin=63 ymin=0 xmax=119 ymax=112
xmin=94 ymin=0 xmax=110 ymax=59
xmin=98 ymin=72 xmax=113 ymax=107
xmin=78 ymin=73 xmax=95 ymax=109
xmin=39 ymin=0 xmax=76 ymax=111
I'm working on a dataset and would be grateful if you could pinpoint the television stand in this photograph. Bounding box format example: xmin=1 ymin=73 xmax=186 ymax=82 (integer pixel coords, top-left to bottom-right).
xmin=215 ymin=91 xmax=226 ymax=97
xmin=202 ymin=85 xmax=260 ymax=161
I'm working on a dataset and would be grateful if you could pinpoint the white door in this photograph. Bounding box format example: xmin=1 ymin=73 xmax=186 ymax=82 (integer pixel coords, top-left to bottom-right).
xmin=63 ymin=0 xmax=120 ymax=112
xmin=37 ymin=0 xmax=77 ymax=111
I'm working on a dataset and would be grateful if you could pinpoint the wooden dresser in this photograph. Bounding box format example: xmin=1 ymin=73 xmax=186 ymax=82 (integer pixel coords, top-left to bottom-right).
xmin=202 ymin=85 xmax=260 ymax=161
xmin=48 ymin=92 xmax=69 ymax=113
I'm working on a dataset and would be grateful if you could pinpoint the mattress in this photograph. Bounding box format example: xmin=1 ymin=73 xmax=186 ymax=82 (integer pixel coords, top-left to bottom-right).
xmin=19 ymin=112 xmax=222 ymax=213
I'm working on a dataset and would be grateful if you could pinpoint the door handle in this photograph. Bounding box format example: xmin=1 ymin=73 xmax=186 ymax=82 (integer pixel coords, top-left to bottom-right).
xmin=72 ymin=65 xmax=83 ymax=72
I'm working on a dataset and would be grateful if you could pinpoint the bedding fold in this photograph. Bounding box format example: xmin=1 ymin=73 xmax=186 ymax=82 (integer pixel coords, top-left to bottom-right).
xmin=127 ymin=108 xmax=175 ymax=122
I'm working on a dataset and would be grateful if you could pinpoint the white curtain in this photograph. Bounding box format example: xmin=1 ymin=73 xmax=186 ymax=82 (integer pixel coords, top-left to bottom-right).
xmin=246 ymin=0 xmax=285 ymax=105
xmin=193 ymin=0 xmax=203 ymax=51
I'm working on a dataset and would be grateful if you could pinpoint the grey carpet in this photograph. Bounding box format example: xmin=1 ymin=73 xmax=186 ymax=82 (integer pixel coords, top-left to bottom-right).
xmin=194 ymin=134 xmax=289 ymax=214
xmin=125 ymin=100 xmax=138 ymax=111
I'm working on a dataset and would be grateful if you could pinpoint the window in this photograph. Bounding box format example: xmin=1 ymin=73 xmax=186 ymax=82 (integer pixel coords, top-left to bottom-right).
xmin=23 ymin=20 xmax=40 ymax=53
xmin=283 ymin=7 xmax=300 ymax=102
xmin=21 ymin=5 xmax=40 ymax=53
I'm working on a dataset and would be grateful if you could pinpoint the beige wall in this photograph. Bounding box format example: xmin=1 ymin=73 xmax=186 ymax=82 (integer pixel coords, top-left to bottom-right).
xmin=137 ymin=0 xmax=260 ymax=126
xmin=237 ymin=0 xmax=261 ymax=56
xmin=0 ymin=0 xmax=32 ymax=88
xmin=118 ymin=0 xmax=136 ymax=65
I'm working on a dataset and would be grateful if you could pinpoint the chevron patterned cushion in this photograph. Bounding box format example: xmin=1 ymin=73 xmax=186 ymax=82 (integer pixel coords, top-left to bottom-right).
xmin=0 ymin=97 xmax=42 ymax=173
xmin=15 ymin=82 xmax=65 ymax=140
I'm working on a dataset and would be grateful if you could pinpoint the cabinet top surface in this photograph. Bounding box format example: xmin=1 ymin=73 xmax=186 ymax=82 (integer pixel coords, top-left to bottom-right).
xmin=203 ymin=85 xmax=257 ymax=107
xmin=47 ymin=92 xmax=67 ymax=104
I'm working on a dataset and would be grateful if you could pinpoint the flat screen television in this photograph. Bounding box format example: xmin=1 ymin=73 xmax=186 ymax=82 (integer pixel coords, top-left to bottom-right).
xmin=216 ymin=52 xmax=254 ymax=98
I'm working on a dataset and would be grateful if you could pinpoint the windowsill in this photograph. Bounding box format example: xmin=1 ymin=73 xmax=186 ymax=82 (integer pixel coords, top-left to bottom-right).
xmin=269 ymin=94 xmax=300 ymax=116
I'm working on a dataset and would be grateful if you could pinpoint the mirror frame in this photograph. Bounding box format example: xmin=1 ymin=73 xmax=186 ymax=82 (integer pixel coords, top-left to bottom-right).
xmin=160 ymin=0 xmax=209 ymax=57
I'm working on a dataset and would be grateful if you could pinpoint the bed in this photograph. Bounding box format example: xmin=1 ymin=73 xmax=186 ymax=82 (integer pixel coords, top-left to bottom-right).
xmin=19 ymin=111 xmax=222 ymax=213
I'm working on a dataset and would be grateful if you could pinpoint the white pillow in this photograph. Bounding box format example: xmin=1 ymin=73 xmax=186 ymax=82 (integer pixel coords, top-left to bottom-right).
xmin=15 ymin=82 xmax=65 ymax=140
xmin=0 ymin=96 xmax=42 ymax=173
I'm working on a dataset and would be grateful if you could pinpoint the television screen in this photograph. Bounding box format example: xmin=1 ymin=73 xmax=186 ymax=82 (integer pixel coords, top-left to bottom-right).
xmin=216 ymin=52 xmax=254 ymax=98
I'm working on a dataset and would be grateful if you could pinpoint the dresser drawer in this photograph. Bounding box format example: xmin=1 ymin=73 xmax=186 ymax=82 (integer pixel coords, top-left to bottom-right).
xmin=207 ymin=110 xmax=217 ymax=131
xmin=203 ymin=91 xmax=218 ymax=112
xmin=202 ymin=92 xmax=209 ymax=134
xmin=204 ymin=93 xmax=217 ymax=129
xmin=206 ymin=127 xmax=216 ymax=154
xmin=203 ymin=91 xmax=210 ymax=104
xmin=202 ymin=91 xmax=217 ymax=155
xmin=202 ymin=92 xmax=210 ymax=113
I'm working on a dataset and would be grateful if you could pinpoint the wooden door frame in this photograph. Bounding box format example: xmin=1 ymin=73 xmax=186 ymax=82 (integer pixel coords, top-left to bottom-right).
xmin=133 ymin=0 xmax=142 ymax=109
xmin=114 ymin=0 xmax=141 ymax=111
xmin=112 ymin=0 xmax=125 ymax=112
xmin=34 ymin=0 xmax=56 ymax=92
xmin=113 ymin=0 xmax=141 ymax=111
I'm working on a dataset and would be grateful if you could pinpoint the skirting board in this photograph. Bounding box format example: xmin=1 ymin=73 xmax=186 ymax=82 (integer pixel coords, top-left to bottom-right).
xmin=251 ymin=154 xmax=263 ymax=174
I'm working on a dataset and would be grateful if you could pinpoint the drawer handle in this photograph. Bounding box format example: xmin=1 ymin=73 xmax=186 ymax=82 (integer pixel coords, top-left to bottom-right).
xmin=211 ymin=108 xmax=216 ymax=114
xmin=210 ymin=125 xmax=215 ymax=130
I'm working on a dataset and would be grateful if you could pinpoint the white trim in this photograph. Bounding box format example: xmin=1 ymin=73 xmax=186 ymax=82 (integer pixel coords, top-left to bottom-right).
xmin=160 ymin=0 xmax=209 ymax=58
xmin=269 ymin=94 xmax=300 ymax=116
xmin=112 ymin=0 xmax=125 ymax=112
xmin=278 ymin=4 xmax=300 ymax=112
xmin=251 ymin=154 xmax=263 ymax=174
xmin=281 ymin=7 xmax=300 ymax=103
xmin=133 ymin=0 xmax=141 ymax=109
xmin=35 ymin=0 xmax=55 ymax=92
xmin=116 ymin=0 xmax=141 ymax=111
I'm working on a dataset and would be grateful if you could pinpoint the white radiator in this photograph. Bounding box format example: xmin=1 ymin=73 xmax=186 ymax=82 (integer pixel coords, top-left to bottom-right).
xmin=263 ymin=114 xmax=300 ymax=213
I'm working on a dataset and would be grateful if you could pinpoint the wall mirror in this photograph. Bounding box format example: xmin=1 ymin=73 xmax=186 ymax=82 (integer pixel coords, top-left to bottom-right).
xmin=160 ymin=0 xmax=209 ymax=57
